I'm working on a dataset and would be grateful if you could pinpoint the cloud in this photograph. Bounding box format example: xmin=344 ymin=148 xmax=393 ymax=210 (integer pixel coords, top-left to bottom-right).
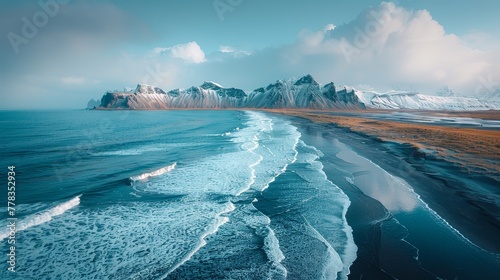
xmin=219 ymin=46 xmax=235 ymax=53
xmin=282 ymin=2 xmax=498 ymax=95
xmin=323 ymin=24 xmax=336 ymax=33
xmin=2 ymin=1 xmax=499 ymax=109
xmin=0 ymin=1 xmax=150 ymax=109
xmin=154 ymin=41 xmax=206 ymax=64
xmin=183 ymin=1 xmax=497 ymax=96
xmin=218 ymin=45 xmax=252 ymax=58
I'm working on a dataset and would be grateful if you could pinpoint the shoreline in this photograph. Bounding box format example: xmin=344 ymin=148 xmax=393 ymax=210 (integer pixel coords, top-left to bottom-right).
xmin=265 ymin=109 xmax=500 ymax=181
xmin=94 ymin=107 xmax=500 ymax=120
xmin=269 ymin=110 xmax=500 ymax=277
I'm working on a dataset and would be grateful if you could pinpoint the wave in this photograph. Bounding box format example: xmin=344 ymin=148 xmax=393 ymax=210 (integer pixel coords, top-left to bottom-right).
xmin=163 ymin=202 xmax=236 ymax=277
xmin=94 ymin=143 xmax=197 ymax=156
xmin=129 ymin=163 xmax=176 ymax=182
xmin=302 ymin=215 xmax=344 ymax=279
xmin=0 ymin=196 xmax=81 ymax=241
xmin=94 ymin=145 xmax=168 ymax=156
xmin=295 ymin=140 xmax=358 ymax=279
xmin=260 ymin=214 xmax=288 ymax=278
xmin=235 ymin=133 xmax=263 ymax=197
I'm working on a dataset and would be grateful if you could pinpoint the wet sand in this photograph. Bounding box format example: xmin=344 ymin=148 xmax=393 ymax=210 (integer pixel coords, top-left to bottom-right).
xmin=267 ymin=110 xmax=500 ymax=278
xmin=266 ymin=109 xmax=500 ymax=180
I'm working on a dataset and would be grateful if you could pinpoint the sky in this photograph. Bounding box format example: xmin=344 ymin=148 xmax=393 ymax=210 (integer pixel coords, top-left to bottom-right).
xmin=1 ymin=0 xmax=499 ymax=109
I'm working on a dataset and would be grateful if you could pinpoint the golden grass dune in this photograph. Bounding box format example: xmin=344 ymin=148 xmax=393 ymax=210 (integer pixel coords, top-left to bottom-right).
xmin=266 ymin=109 xmax=500 ymax=177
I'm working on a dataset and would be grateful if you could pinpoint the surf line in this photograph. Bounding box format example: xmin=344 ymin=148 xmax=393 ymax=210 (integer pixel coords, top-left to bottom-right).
xmin=235 ymin=132 xmax=263 ymax=197
xmin=129 ymin=163 xmax=177 ymax=183
xmin=299 ymin=139 xmax=358 ymax=278
xmin=162 ymin=111 xmax=269 ymax=277
xmin=161 ymin=202 xmax=236 ymax=278
xmin=260 ymin=125 xmax=300 ymax=193
xmin=235 ymin=110 xmax=271 ymax=197
xmin=0 ymin=195 xmax=81 ymax=241
xmin=260 ymin=212 xmax=288 ymax=278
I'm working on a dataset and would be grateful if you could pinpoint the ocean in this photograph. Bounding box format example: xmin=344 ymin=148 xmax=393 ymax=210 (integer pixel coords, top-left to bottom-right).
xmin=0 ymin=110 xmax=355 ymax=279
xmin=1 ymin=110 xmax=498 ymax=279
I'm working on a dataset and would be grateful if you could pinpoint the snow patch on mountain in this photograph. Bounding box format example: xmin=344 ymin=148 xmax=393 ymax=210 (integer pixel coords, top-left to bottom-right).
xmin=359 ymin=91 xmax=500 ymax=110
xmin=96 ymin=75 xmax=500 ymax=111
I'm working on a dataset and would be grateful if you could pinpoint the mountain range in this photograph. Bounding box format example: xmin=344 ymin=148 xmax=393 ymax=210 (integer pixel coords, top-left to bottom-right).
xmin=96 ymin=74 xmax=500 ymax=111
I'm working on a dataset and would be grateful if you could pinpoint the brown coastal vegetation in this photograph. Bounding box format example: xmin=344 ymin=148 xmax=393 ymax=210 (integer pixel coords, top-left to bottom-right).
xmin=265 ymin=109 xmax=500 ymax=179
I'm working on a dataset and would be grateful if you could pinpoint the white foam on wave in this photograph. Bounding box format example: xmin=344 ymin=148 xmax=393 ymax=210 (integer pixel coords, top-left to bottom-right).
xmin=129 ymin=111 xmax=300 ymax=276
xmin=94 ymin=143 xmax=204 ymax=156
xmin=231 ymin=111 xmax=277 ymax=196
xmin=302 ymin=216 xmax=344 ymax=279
xmin=5 ymin=112 xmax=304 ymax=278
xmin=7 ymin=200 xmax=224 ymax=279
xmin=252 ymin=117 xmax=301 ymax=193
xmin=338 ymin=196 xmax=358 ymax=279
xmin=240 ymin=112 xmax=299 ymax=276
xmin=242 ymin=202 xmax=288 ymax=278
xmin=163 ymin=202 xmax=236 ymax=277
xmin=235 ymin=133 xmax=263 ymax=197
xmin=295 ymin=140 xmax=358 ymax=279
xmin=260 ymin=213 xmax=288 ymax=278
xmin=0 ymin=196 xmax=81 ymax=241
xmin=260 ymin=124 xmax=301 ymax=193
xmin=129 ymin=163 xmax=176 ymax=182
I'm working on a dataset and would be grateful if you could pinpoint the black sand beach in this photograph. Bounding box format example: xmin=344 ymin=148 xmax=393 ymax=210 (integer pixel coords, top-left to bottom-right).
xmin=281 ymin=114 xmax=500 ymax=279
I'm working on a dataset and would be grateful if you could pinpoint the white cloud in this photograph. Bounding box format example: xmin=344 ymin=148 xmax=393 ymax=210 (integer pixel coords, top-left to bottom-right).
xmin=218 ymin=45 xmax=252 ymax=57
xmin=150 ymin=42 xmax=206 ymax=64
xmin=283 ymin=2 xmax=498 ymax=95
xmin=219 ymin=45 xmax=235 ymax=53
xmin=323 ymin=24 xmax=336 ymax=33
xmin=160 ymin=41 xmax=206 ymax=64
xmin=143 ymin=3 xmax=499 ymax=97
xmin=151 ymin=47 xmax=167 ymax=55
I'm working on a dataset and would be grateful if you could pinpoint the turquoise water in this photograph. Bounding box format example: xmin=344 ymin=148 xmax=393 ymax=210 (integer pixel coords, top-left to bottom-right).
xmin=1 ymin=110 xmax=498 ymax=279
xmin=0 ymin=110 xmax=355 ymax=279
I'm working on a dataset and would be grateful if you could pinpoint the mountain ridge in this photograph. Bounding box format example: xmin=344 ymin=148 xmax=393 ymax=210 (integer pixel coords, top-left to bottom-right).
xmin=96 ymin=75 xmax=500 ymax=111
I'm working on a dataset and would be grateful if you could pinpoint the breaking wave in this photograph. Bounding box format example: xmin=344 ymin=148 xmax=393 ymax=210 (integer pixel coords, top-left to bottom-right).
xmin=129 ymin=163 xmax=177 ymax=182
xmin=0 ymin=196 xmax=81 ymax=241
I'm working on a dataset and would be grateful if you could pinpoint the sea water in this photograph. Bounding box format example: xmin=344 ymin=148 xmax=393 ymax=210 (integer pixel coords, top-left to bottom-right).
xmin=0 ymin=110 xmax=356 ymax=279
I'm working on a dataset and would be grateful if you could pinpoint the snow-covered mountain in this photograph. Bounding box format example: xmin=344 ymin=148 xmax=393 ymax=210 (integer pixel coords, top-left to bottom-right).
xmin=99 ymin=75 xmax=363 ymax=109
xmin=356 ymin=90 xmax=500 ymax=110
xmin=97 ymin=75 xmax=500 ymax=111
